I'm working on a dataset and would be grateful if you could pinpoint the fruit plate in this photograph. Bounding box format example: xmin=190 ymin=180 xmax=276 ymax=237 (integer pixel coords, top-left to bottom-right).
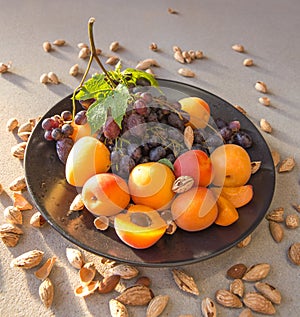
xmin=24 ymin=79 xmax=275 ymax=267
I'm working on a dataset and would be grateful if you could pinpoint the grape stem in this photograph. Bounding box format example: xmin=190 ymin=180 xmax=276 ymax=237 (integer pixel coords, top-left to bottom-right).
xmin=71 ymin=17 xmax=115 ymax=118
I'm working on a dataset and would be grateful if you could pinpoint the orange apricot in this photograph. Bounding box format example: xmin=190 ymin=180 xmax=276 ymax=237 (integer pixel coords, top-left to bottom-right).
xmin=178 ymin=97 xmax=211 ymax=128
xmin=214 ymin=195 xmax=239 ymax=226
xmin=82 ymin=173 xmax=130 ymax=216
xmin=70 ymin=122 xmax=92 ymax=141
xmin=114 ymin=204 xmax=167 ymax=249
xmin=65 ymin=136 xmax=111 ymax=187
xmin=220 ymin=185 xmax=253 ymax=208
xmin=210 ymin=144 xmax=252 ymax=187
xmin=171 ymin=187 xmax=218 ymax=232
xmin=128 ymin=162 xmax=175 ymax=210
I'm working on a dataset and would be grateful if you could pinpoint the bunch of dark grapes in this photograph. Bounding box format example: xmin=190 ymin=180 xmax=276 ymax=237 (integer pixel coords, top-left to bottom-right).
xmin=106 ymin=89 xmax=211 ymax=179
xmin=41 ymin=110 xmax=88 ymax=164
xmin=215 ymin=117 xmax=253 ymax=148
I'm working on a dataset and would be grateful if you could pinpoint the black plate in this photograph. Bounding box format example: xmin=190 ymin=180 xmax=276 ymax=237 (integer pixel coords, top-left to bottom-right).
xmin=24 ymin=79 xmax=275 ymax=267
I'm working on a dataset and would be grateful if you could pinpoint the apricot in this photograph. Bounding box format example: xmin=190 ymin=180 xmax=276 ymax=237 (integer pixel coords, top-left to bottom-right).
xmin=173 ymin=150 xmax=213 ymax=187
xmin=82 ymin=173 xmax=130 ymax=216
xmin=171 ymin=187 xmax=218 ymax=232
xmin=178 ymin=97 xmax=211 ymax=128
xmin=70 ymin=122 xmax=92 ymax=142
xmin=128 ymin=162 xmax=175 ymax=210
xmin=65 ymin=136 xmax=111 ymax=187
xmin=220 ymin=185 xmax=253 ymax=208
xmin=114 ymin=204 xmax=167 ymax=249
xmin=210 ymin=144 xmax=252 ymax=187
xmin=214 ymin=195 xmax=239 ymax=226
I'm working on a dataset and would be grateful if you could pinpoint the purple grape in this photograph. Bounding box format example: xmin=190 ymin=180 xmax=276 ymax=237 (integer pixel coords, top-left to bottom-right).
xmin=228 ymin=120 xmax=241 ymax=132
xmin=42 ymin=118 xmax=56 ymax=131
xmin=215 ymin=118 xmax=227 ymax=129
xmin=149 ymin=146 xmax=166 ymax=161
xmin=74 ymin=110 xmax=87 ymax=125
xmin=220 ymin=126 xmax=233 ymax=141
xmin=134 ymin=99 xmax=147 ymax=115
xmin=56 ymin=137 xmax=74 ymax=164
xmin=44 ymin=130 xmax=53 ymax=141
xmin=61 ymin=110 xmax=73 ymax=121
xmin=140 ymin=92 xmax=153 ymax=104
xmin=51 ymin=128 xmax=63 ymax=141
xmin=103 ymin=116 xmax=121 ymax=139
xmin=231 ymin=131 xmax=253 ymax=148
xmin=61 ymin=123 xmax=74 ymax=137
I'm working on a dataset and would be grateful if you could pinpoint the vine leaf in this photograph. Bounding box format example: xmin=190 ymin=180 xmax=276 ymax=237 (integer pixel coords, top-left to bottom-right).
xmin=86 ymin=84 xmax=130 ymax=134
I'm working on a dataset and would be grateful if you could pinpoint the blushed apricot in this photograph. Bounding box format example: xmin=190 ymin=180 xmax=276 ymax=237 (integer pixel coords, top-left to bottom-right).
xmin=65 ymin=136 xmax=111 ymax=187
xmin=171 ymin=187 xmax=218 ymax=232
xmin=128 ymin=162 xmax=175 ymax=210
xmin=173 ymin=150 xmax=213 ymax=187
xmin=178 ymin=97 xmax=211 ymax=128
xmin=82 ymin=173 xmax=130 ymax=217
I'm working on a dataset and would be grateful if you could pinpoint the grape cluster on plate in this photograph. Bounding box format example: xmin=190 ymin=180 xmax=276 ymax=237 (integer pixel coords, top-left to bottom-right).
xmin=40 ymin=84 xmax=253 ymax=179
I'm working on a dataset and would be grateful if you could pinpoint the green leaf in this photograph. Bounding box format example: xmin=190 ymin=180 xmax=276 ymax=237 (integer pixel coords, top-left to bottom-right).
xmin=109 ymin=85 xmax=131 ymax=128
xmin=122 ymin=68 xmax=159 ymax=87
xmin=75 ymin=73 xmax=111 ymax=101
xmin=86 ymin=97 xmax=108 ymax=134
xmin=86 ymin=85 xmax=130 ymax=134
xmin=158 ymin=158 xmax=174 ymax=171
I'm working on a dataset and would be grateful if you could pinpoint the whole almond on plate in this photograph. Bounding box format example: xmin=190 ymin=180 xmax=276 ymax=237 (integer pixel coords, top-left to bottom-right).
xmin=226 ymin=263 xmax=247 ymax=279
xmin=178 ymin=68 xmax=195 ymax=77
xmin=109 ymin=299 xmax=128 ymax=317
xmin=243 ymin=292 xmax=276 ymax=315
xmin=215 ymin=289 xmax=243 ymax=308
xmin=242 ymin=263 xmax=270 ymax=282
xmin=146 ymin=294 xmax=169 ymax=317
xmin=116 ymin=284 xmax=154 ymax=306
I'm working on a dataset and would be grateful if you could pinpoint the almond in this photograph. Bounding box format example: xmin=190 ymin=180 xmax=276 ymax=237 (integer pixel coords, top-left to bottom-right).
xmin=226 ymin=263 xmax=247 ymax=279
xmin=215 ymin=289 xmax=243 ymax=308
xmin=146 ymin=294 xmax=169 ymax=317
xmin=116 ymin=285 xmax=154 ymax=306
xmin=98 ymin=274 xmax=121 ymax=294
xmin=243 ymin=292 xmax=276 ymax=315
xmin=171 ymin=269 xmax=199 ymax=296
xmin=242 ymin=263 xmax=270 ymax=282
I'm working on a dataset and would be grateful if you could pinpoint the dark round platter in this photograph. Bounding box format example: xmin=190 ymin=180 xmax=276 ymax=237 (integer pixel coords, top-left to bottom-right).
xmin=24 ymin=79 xmax=275 ymax=267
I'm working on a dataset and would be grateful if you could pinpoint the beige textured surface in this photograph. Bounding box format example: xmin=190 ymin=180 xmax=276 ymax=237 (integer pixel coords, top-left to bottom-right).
xmin=0 ymin=0 xmax=299 ymax=316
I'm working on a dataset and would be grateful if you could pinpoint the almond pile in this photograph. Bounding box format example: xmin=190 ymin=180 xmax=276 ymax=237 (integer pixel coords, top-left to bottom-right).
xmin=215 ymin=262 xmax=281 ymax=315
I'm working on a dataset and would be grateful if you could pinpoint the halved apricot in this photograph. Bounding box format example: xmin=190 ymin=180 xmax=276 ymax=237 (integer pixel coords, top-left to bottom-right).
xmin=214 ymin=195 xmax=239 ymax=226
xmin=220 ymin=185 xmax=253 ymax=208
xmin=114 ymin=204 xmax=167 ymax=249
